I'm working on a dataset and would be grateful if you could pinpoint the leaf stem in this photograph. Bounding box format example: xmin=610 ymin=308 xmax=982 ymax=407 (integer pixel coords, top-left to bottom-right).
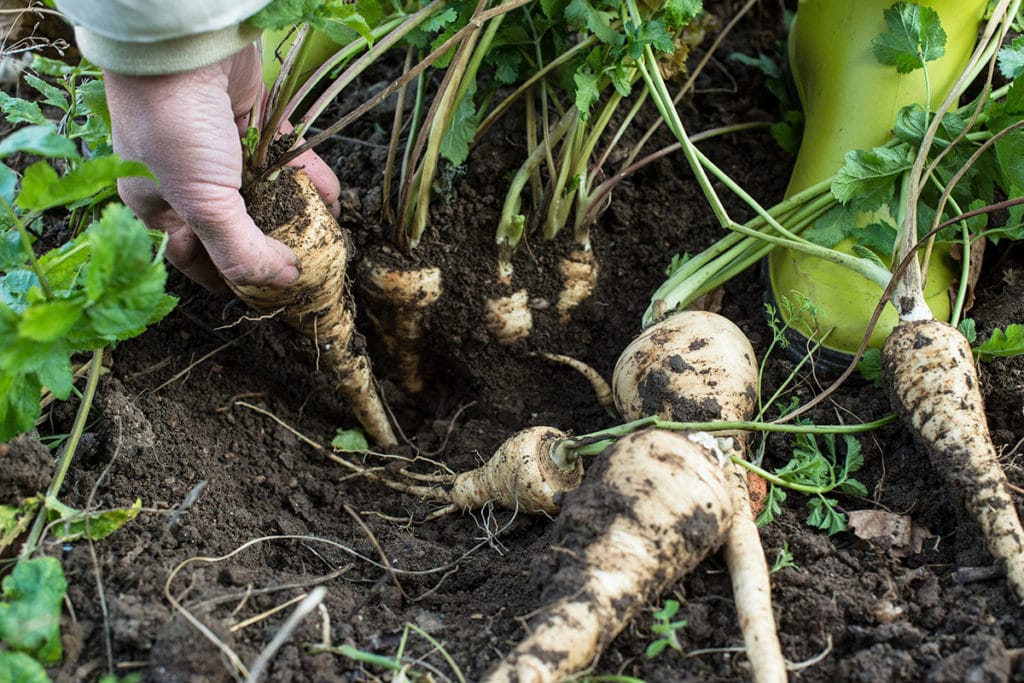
xmin=20 ymin=348 xmax=105 ymax=560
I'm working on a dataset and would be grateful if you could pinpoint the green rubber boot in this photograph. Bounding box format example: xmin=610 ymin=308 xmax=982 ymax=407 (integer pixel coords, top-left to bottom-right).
xmin=767 ymin=0 xmax=987 ymax=362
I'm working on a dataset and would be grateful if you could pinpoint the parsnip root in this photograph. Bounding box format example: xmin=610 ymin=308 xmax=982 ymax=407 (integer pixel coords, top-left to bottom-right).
xmin=442 ymin=426 xmax=583 ymax=514
xmin=234 ymin=170 xmax=397 ymax=446
xmin=882 ymin=319 xmax=1024 ymax=602
xmin=555 ymin=247 xmax=599 ymax=324
xmin=485 ymin=289 xmax=533 ymax=344
xmin=359 ymin=258 xmax=443 ymax=394
xmin=613 ymin=310 xmax=787 ymax=683
xmin=483 ymin=428 xmax=734 ymax=683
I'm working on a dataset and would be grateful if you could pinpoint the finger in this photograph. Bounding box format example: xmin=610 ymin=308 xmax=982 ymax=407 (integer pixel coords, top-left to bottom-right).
xmin=176 ymin=183 xmax=300 ymax=290
xmin=277 ymin=120 xmax=341 ymax=217
xmin=118 ymin=176 xmax=229 ymax=293
xmin=290 ymin=148 xmax=341 ymax=217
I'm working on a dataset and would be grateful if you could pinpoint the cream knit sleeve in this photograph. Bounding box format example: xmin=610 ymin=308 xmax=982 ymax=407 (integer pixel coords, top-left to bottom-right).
xmin=53 ymin=0 xmax=274 ymax=75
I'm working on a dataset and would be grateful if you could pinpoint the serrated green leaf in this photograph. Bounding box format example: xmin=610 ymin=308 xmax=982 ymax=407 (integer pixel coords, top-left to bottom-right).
xmin=871 ymin=1 xmax=946 ymax=74
xmin=975 ymin=324 xmax=1024 ymax=361
xmin=958 ymin=317 xmax=977 ymax=343
xmin=663 ymin=0 xmax=701 ymax=29
xmin=574 ymin=65 xmax=601 ymax=117
xmin=17 ymin=156 xmax=153 ymax=212
xmin=0 ymin=92 xmax=49 ymax=126
xmin=0 ymin=557 xmax=67 ymax=664
xmin=565 ymin=0 xmax=622 ymax=46
xmin=0 ymin=650 xmax=51 ymax=683
xmin=857 ymin=347 xmax=883 ymax=384
xmin=46 ymin=497 xmax=142 ymax=542
xmin=831 ymin=146 xmax=911 ymax=213
xmin=851 ymin=221 xmax=898 ymax=259
xmin=0 ymin=164 xmax=16 ymax=205
xmin=23 ymin=74 xmax=68 ymax=112
xmin=18 ymin=299 xmax=84 ymax=342
xmin=439 ymin=94 xmax=481 ymax=166
xmin=892 ymin=104 xmax=965 ymax=149
xmin=0 ymin=125 xmax=78 ymax=159
xmin=332 ymin=427 xmax=369 ymax=451
xmin=995 ymin=128 xmax=1024 ymax=191
xmin=645 ymin=639 xmax=669 ymax=658
xmin=0 ymin=370 xmax=43 ymax=443
xmin=998 ymin=36 xmax=1024 ymax=79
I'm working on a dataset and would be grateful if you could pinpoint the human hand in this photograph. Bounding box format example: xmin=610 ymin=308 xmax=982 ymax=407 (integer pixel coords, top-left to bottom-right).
xmin=103 ymin=44 xmax=341 ymax=293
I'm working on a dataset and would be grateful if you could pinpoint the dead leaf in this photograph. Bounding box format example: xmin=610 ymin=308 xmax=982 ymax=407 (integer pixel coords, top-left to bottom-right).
xmin=847 ymin=509 xmax=932 ymax=558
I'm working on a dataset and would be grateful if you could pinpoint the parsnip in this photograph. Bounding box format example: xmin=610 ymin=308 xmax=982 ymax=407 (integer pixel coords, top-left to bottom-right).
xmin=484 ymin=428 xmax=733 ymax=683
xmin=485 ymin=289 xmax=533 ymax=344
xmin=444 ymin=426 xmax=583 ymax=514
xmin=359 ymin=258 xmax=443 ymax=394
xmin=613 ymin=310 xmax=787 ymax=683
xmin=882 ymin=318 xmax=1024 ymax=602
xmin=554 ymin=247 xmax=599 ymax=324
xmin=234 ymin=170 xmax=397 ymax=446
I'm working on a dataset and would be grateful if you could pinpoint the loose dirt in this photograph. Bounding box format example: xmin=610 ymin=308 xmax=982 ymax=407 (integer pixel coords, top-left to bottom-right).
xmin=5 ymin=1 xmax=1024 ymax=681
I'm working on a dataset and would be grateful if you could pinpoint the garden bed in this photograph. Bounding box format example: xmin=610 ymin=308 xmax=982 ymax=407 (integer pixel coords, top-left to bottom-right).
xmin=5 ymin=1 xmax=1024 ymax=680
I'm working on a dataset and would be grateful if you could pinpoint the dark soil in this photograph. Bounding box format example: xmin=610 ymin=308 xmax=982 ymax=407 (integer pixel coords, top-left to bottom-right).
xmin=5 ymin=2 xmax=1024 ymax=681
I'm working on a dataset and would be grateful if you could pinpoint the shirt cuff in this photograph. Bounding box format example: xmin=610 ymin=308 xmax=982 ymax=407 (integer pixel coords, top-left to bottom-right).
xmin=73 ymin=23 xmax=263 ymax=75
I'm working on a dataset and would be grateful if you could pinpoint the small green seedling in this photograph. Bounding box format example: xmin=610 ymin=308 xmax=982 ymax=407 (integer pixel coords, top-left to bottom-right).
xmin=769 ymin=541 xmax=798 ymax=574
xmin=645 ymin=599 xmax=686 ymax=659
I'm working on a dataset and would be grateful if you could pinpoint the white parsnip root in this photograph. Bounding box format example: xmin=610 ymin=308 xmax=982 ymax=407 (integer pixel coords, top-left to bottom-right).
xmin=484 ymin=428 xmax=733 ymax=683
xmin=613 ymin=310 xmax=787 ymax=683
xmin=359 ymin=258 xmax=443 ymax=394
xmin=443 ymin=426 xmax=583 ymax=514
xmin=485 ymin=289 xmax=534 ymax=344
xmin=234 ymin=170 xmax=397 ymax=446
xmin=882 ymin=318 xmax=1024 ymax=602
xmin=555 ymin=247 xmax=599 ymax=324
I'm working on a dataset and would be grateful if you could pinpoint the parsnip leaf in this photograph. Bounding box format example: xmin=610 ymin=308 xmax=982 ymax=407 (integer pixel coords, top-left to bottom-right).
xmin=17 ymin=157 xmax=153 ymax=212
xmin=998 ymin=36 xmax=1024 ymax=79
xmin=566 ymin=0 xmax=622 ymax=46
xmin=831 ymin=146 xmax=911 ymax=213
xmin=0 ymin=557 xmax=66 ymax=664
xmin=0 ymin=651 xmax=50 ymax=683
xmin=975 ymin=324 xmax=1024 ymax=361
xmin=871 ymin=1 xmax=946 ymax=74
xmin=46 ymin=497 xmax=143 ymax=542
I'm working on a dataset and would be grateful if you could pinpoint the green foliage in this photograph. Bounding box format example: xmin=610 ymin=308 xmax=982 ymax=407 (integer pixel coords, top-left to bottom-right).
xmin=831 ymin=146 xmax=912 ymax=214
xmin=871 ymin=1 xmax=946 ymax=74
xmin=0 ymin=558 xmax=66 ymax=665
xmin=757 ymin=431 xmax=867 ymax=535
xmin=45 ymin=498 xmax=143 ymax=543
xmin=248 ymin=0 xmax=374 ymax=44
xmin=769 ymin=541 xmax=797 ymax=574
xmin=332 ymin=427 xmax=370 ymax=452
xmin=729 ymin=50 xmax=803 ymax=154
xmin=645 ymin=599 xmax=686 ymax=658
xmin=857 ymin=347 xmax=883 ymax=384
xmin=974 ymin=323 xmax=1024 ymax=361
xmin=0 ymin=651 xmax=51 ymax=683
xmin=0 ymin=58 xmax=176 ymax=442
xmin=997 ymin=35 xmax=1024 ymax=79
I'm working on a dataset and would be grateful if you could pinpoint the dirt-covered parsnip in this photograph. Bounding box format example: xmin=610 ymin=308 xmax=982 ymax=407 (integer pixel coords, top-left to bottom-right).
xmin=234 ymin=170 xmax=397 ymax=446
xmin=883 ymin=317 xmax=1024 ymax=601
xmin=483 ymin=428 xmax=733 ymax=683
xmin=614 ymin=310 xmax=787 ymax=683
xmin=442 ymin=426 xmax=583 ymax=514
xmin=555 ymin=247 xmax=599 ymax=324
xmin=359 ymin=258 xmax=443 ymax=394
xmin=485 ymin=289 xmax=533 ymax=344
